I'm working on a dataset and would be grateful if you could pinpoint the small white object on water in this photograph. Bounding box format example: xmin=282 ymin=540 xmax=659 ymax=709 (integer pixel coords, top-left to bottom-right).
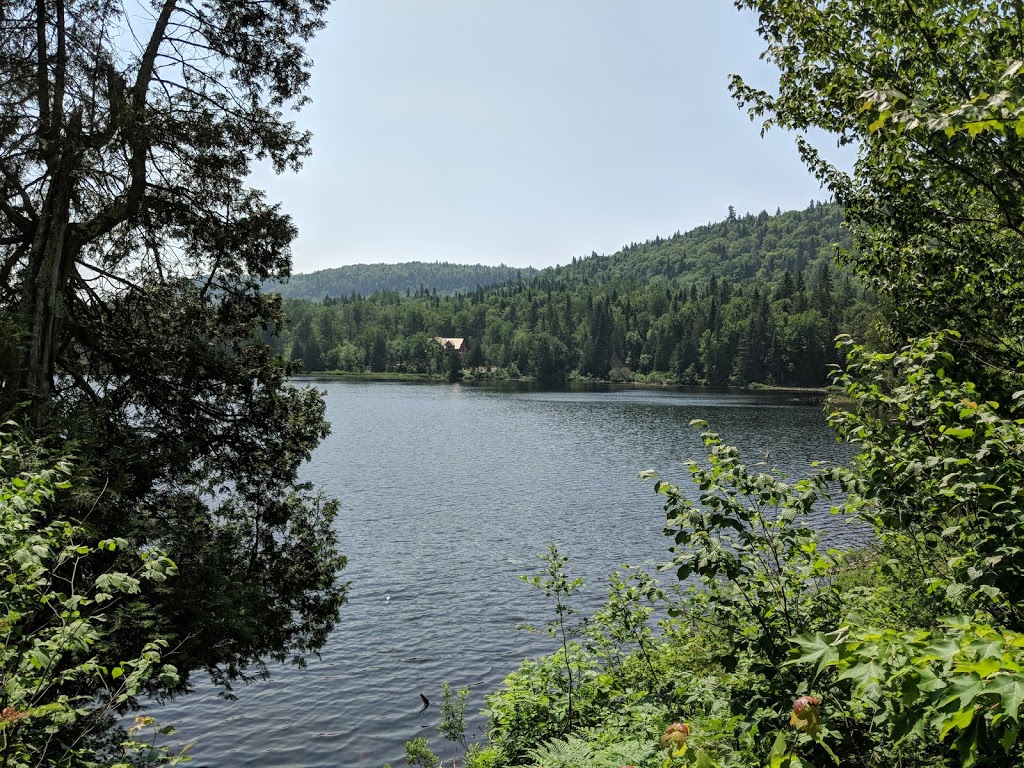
xmin=385 ymin=594 xmax=391 ymax=601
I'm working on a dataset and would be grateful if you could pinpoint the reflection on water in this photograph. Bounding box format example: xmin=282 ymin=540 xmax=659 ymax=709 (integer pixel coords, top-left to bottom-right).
xmin=157 ymin=382 xmax=858 ymax=767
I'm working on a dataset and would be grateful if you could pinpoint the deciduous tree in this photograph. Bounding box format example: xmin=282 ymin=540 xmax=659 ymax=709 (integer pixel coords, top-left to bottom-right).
xmin=732 ymin=0 xmax=1024 ymax=375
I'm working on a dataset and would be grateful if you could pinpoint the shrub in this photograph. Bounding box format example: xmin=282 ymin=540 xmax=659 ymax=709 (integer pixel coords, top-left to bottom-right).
xmin=0 ymin=428 xmax=184 ymax=766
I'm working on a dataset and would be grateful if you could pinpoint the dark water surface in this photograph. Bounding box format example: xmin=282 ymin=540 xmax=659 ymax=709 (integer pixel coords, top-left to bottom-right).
xmin=158 ymin=381 xmax=859 ymax=767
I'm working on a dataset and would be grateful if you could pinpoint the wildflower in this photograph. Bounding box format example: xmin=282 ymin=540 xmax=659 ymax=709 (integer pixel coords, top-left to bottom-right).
xmin=0 ymin=707 xmax=28 ymax=723
xmin=660 ymin=722 xmax=691 ymax=751
xmin=790 ymin=695 xmax=822 ymax=737
xmin=129 ymin=715 xmax=156 ymax=736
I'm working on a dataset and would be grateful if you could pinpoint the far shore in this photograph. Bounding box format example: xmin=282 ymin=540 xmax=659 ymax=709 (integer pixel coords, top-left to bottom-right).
xmin=291 ymin=370 xmax=836 ymax=395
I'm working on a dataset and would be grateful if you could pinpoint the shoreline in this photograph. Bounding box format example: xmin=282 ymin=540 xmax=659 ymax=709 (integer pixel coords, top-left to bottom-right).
xmin=291 ymin=371 xmax=836 ymax=395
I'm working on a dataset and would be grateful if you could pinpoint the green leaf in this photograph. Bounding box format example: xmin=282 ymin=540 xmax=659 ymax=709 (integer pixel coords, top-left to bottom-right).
xmin=768 ymin=731 xmax=788 ymax=764
xmin=989 ymin=674 xmax=1024 ymax=720
xmin=838 ymin=659 xmax=886 ymax=692
xmin=923 ymin=637 xmax=962 ymax=666
xmin=938 ymin=706 xmax=975 ymax=740
xmin=1001 ymin=722 xmax=1018 ymax=753
xmin=961 ymin=657 xmax=1001 ymax=678
xmin=789 ymin=633 xmax=840 ymax=677
xmin=939 ymin=674 xmax=986 ymax=711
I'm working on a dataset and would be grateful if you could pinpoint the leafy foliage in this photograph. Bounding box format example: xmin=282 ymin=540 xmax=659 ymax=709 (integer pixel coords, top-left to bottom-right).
xmin=519 ymin=545 xmax=587 ymax=734
xmin=405 ymin=736 xmax=439 ymax=768
xmin=0 ymin=429 xmax=186 ymax=766
xmin=584 ymin=567 xmax=661 ymax=686
xmin=526 ymin=734 xmax=657 ymax=768
xmin=481 ymin=644 xmax=664 ymax=765
xmin=830 ymin=333 xmax=1024 ymax=629
xmin=479 ymin=430 xmax=856 ymax=768
xmin=483 ymin=553 xmax=673 ymax=763
xmin=646 ymin=427 xmax=847 ymax=670
xmin=792 ymin=619 xmax=1024 ymax=768
xmin=730 ymin=0 xmax=1024 ymax=372
xmin=439 ymin=681 xmax=470 ymax=746
xmin=475 ymin=426 xmax=907 ymax=768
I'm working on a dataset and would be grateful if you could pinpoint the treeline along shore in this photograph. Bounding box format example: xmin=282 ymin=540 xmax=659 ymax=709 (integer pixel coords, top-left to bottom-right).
xmin=273 ymin=203 xmax=879 ymax=388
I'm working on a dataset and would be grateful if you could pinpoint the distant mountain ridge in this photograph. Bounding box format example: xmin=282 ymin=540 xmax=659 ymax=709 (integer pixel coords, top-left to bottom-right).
xmin=266 ymin=261 xmax=538 ymax=300
xmin=270 ymin=204 xmax=846 ymax=302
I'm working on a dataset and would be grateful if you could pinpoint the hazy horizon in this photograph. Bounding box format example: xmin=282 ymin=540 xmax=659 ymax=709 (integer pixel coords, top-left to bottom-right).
xmin=282 ymin=200 xmax=828 ymax=276
xmin=253 ymin=2 xmax=853 ymax=274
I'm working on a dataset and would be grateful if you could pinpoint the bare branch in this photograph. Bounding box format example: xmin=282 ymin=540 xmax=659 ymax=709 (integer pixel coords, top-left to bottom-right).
xmin=75 ymin=259 xmax=144 ymax=292
xmin=0 ymin=163 xmax=39 ymax=223
xmin=0 ymin=194 xmax=35 ymax=237
xmin=0 ymin=243 xmax=28 ymax=290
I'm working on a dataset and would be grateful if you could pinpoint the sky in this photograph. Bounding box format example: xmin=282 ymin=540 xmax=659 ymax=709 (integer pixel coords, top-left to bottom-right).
xmin=256 ymin=1 xmax=852 ymax=274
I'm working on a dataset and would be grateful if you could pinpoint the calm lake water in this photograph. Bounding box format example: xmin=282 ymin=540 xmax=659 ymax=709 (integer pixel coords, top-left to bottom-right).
xmin=157 ymin=381 xmax=859 ymax=767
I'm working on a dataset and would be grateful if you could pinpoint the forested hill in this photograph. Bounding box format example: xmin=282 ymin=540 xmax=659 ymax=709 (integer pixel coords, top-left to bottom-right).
xmin=556 ymin=201 xmax=846 ymax=287
xmin=266 ymin=261 xmax=538 ymax=299
xmin=274 ymin=202 xmax=878 ymax=388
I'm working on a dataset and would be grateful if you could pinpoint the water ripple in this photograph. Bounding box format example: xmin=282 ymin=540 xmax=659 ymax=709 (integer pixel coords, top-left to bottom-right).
xmin=154 ymin=382 xmax=859 ymax=767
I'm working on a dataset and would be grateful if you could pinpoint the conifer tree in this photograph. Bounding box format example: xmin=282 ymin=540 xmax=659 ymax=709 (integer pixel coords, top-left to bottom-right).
xmin=0 ymin=0 xmax=347 ymax=689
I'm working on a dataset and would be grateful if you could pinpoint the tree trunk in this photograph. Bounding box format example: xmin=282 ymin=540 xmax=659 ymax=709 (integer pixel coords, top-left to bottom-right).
xmin=17 ymin=153 xmax=76 ymax=410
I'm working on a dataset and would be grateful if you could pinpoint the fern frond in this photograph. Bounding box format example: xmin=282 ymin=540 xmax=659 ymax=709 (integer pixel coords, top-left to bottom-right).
xmin=526 ymin=735 xmax=594 ymax=768
xmin=527 ymin=735 xmax=657 ymax=768
xmin=599 ymin=738 xmax=657 ymax=767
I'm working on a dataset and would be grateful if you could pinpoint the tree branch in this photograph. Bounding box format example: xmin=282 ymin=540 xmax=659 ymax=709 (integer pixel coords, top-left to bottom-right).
xmin=51 ymin=0 xmax=67 ymax=143
xmin=0 ymin=243 xmax=28 ymax=291
xmin=75 ymin=259 xmax=144 ymax=293
xmin=0 ymin=197 xmax=34 ymax=237
xmin=0 ymin=164 xmax=39 ymax=227
xmin=71 ymin=0 xmax=178 ymax=248
xmin=34 ymin=0 xmax=51 ymax=142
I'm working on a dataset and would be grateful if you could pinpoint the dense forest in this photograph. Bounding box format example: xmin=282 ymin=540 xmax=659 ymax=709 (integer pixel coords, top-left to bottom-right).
xmin=274 ymin=202 xmax=877 ymax=388
xmin=265 ymin=261 xmax=538 ymax=300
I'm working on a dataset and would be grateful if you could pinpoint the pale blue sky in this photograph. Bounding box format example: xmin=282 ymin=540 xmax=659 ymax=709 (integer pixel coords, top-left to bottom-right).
xmin=258 ymin=1 xmax=851 ymax=274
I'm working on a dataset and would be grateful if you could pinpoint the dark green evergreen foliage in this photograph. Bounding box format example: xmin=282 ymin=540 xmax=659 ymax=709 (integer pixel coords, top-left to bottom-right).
xmin=279 ymin=204 xmax=876 ymax=387
xmin=447 ymin=351 xmax=464 ymax=382
xmin=529 ymin=332 xmax=571 ymax=384
xmin=562 ymin=204 xmax=848 ymax=287
xmin=266 ymin=261 xmax=538 ymax=300
xmin=0 ymin=0 xmax=347 ymax=695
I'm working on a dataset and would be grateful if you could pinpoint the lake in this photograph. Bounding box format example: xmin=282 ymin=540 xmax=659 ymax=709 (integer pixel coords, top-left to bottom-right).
xmin=156 ymin=380 xmax=859 ymax=767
